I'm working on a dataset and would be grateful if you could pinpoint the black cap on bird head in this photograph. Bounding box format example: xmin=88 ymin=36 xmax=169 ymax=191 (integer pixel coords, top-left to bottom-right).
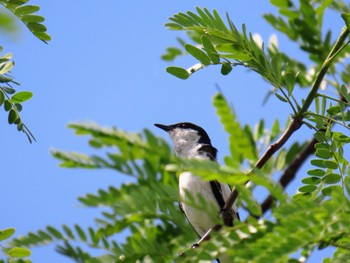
xmin=154 ymin=122 xmax=212 ymax=145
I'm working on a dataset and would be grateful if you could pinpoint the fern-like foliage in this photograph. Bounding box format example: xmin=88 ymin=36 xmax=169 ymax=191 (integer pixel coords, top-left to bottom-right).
xmin=6 ymin=1 xmax=350 ymax=262
xmin=0 ymin=0 xmax=50 ymax=142
xmin=0 ymin=0 xmax=50 ymax=43
xmin=0 ymin=48 xmax=35 ymax=141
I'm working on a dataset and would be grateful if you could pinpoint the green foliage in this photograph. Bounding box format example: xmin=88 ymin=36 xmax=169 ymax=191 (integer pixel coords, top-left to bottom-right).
xmin=0 ymin=48 xmax=35 ymax=142
xmin=0 ymin=0 xmax=50 ymax=42
xmin=0 ymin=0 xmax=50 ymax=142
xmin=6 ymin=1 xmax=350 ymax=262
xmin=213 ymin=92 xmax=258 ymax=165
xmin=179 ymin=182 xmax=350 ymax=262
xmin=0 ymin=228 xmax=31 ymax=262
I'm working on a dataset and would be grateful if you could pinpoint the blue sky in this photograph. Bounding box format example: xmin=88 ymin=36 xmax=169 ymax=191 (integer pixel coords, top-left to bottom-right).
xmin=1 ymin=1 xmax=347 ymax=262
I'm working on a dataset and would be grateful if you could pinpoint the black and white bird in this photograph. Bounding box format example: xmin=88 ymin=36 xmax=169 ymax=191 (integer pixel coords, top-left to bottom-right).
xmin=155 ymin=122 xmax=239 ymax=262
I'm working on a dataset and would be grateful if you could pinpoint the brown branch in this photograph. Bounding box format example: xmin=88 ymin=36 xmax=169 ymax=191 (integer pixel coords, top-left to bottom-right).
xmin=260 ymin=94 xmax=348 ymax=214
xmin=221 ymin=27 xmax=350 ymax=222
xmin=183 ymin=27 xmax=350 ymax=255
xmin=221 ymin=116 xmax=303 ymax=221
xmin=260 ymin=138 xmax=317 ymax=214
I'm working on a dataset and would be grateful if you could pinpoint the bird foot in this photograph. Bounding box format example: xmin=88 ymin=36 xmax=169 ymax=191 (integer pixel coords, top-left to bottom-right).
xmin=191 ymin=243 xmax=199 ymax=249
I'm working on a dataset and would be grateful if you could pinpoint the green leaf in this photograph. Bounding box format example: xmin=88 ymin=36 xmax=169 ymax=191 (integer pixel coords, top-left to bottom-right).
xmin=0 ymin=61 xmax=14 ymax=74
xmin=8 ymin=109 xmax=18 ymax=124
xmin=4 ymin=99 xmax=12 ymax=111
xmin=0 ymin=90 xmax=4 ymax=106
xmin=307 ymin=169 xmax=325 ymax=176
xmin=322 ymin=185 xmax=342 ymax=196
xmin=220 ymin=63 xmax=232 ymax=75
xmin=0 ymin=228 xmax=15 ymax=241
xmin=310 ymin=159 xmax=338 ymax=169
xmin=340 ymin=84 xmax=350 ymax=103
xmin=0 ymin=52 xmax=12 ymax=63
xmin=341 ymin=13 xmax=350 ymax=30
xmin=8 ymin=247 xmax=31 ymax=258
xmin=21 ymin=14 xmax=45 ymax=23
xmin=11 ymin=91 xmax=33 ymax=103
xmin=164 ymin=22 xmax=183 ymax=30
xmin=161 ymin=47 xmax=182 ymax=61
xmin=271 ymin=0 xmax=291 ymax=8
xmin=75 ymin=225 xmax=87 ymax=241
xmin=274 ymin=92 xmax=288 ymax=103
xmin=275 ymin=149 xmax=286 ymax=170
xmin=271 ymin=53 xmax=282 ymax=83
xmin=271 ymin=119 xmax=280 ymax=140
xmin=315 ymin=148 xmax=332 ymax=159
xmin=62 ymin=225 xmax=74 ymax=239
xmin=202 ymin=35 xmax=220 ymax=63
xmin=166 ymin=66 xmax=189 ymax=79
xmin=46 ymin=226 xmax=63 ymax=239
xmin=284 ymin=72 xmax=296 ymax=95
xmin=185 ymin=44 xmax=211 ymax=65
xmin=27 ymin=22 xmax=47 ymax=33
xmin=15 ymin=103 xmax=22 ymax=112
xmin=323 ymin=160 xmax=338 ymax=169
xmin=301 ymin=176 xmax=321 ymax=185
xmin=2 ymin=87 xmax=15 ymax=94
xmin=213 ymin=93 xmax=257 ymax=163
xmin=327 ymin=105 xmax=341 ymax=115
xmin=33 ymin=31 xmax=51 ymax=42
xmin=14 ymin=5 xmax=40 ymax=15
xmin=298 ymin=185 xmax=317 ymax=193
xmin=216 ymin=43 xmax=251 ymax=61
xmin=322 ymin=173 xmax=341 ymax=184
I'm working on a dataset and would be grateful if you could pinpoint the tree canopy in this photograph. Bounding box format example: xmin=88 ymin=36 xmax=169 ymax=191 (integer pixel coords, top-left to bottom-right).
xmin=2 ymin=0 xmax=350 ymax=262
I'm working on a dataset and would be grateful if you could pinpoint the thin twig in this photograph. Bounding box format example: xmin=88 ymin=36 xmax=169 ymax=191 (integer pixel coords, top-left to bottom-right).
xmin=260 ymin=138 xmax=317 ymax=215
xmin=220 ymin=27 xmax=350 ymax=222
xmin=260 ymin=92 xmax=350 ymax=214
xmin=185 ymin=26 xmax=350 ymax=254
xmin=221 ymin=116 xmax=303 ymax=220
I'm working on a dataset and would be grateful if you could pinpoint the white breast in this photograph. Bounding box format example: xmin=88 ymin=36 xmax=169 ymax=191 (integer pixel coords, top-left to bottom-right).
xmin=179 ymin=171 xmax=236 ymax=237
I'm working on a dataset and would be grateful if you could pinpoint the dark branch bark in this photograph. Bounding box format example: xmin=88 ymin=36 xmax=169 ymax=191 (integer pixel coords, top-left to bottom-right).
xmin=261 ymin=138 xmax=317 ymax=214
xmin=221 ymin=117 xmax=303 ymax=222
xmin=221 ymin=27 xmax=350 ymax=223
xmin=185 ymin=27 xmax=350 ymax=256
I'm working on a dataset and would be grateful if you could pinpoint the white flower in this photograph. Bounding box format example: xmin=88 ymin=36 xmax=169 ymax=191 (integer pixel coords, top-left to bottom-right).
xmin=305 ymin=67 xmax=316 ymax=82
xmin=252 ymin=33 xmax=263 ymax=49
xmin=320 ymin=79 xmax=327 ymax=90
xmin=268 ymin=33 xmax=278 ymax=49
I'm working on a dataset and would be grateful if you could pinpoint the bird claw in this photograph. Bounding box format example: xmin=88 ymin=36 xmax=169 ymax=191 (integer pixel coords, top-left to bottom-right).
xmin=191 ymin=243 xmax=199 ymax=249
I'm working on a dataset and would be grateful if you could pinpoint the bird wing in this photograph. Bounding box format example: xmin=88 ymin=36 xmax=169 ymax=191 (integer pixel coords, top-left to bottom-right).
xmin=198 ymin=144 xmax=240 ymax=224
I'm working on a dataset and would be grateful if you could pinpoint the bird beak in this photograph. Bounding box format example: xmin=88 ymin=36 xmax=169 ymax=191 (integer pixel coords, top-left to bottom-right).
xmin=154 ymin=123 xmax=172 ymax=132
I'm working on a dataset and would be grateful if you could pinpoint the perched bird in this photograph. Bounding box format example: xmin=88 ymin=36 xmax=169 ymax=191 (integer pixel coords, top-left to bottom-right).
xmin=154 ymin=122 xmax=239 ymax=262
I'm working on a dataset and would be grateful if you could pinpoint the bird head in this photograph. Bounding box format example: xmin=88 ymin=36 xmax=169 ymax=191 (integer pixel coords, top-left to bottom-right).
xmin=154 ymin=122 xmax=217 ymax=159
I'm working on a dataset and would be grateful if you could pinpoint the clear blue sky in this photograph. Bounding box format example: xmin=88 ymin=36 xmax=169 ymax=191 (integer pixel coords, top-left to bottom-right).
xmin=1 ymin=1 xmax=346 ymax=262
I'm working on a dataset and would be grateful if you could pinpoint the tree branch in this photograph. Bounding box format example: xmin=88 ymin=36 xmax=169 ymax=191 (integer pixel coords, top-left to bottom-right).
xmin=221 ymin=27 xmax=350 ymax=223
xmin=260 ymin=93 xmax=349 ymax=214
xmin=260 ymin=138 xmax=317 ymax=214
xmin=186 ymin=26 xmax=350 ymax=255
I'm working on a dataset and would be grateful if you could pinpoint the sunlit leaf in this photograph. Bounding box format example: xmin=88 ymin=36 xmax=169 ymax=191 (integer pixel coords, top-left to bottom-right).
xmin=185 ymin=44 xmax=211 ymax=65
xmin=8 ymin=247 xmax=31 ymax=258
xmin=341 ymin=13 xmax=350 ymax=30
xmin=322 ymin=173 xmax=341 ymax=184
xmin=166 ymin=66 xmax=190 ymax=79
xmin=0 ymin=228 xmax=15 ymax=241
xmin=11 ymin=91 xmax=33 ymax=103
xmin=298 ymin=185 xmax=317 ymax=193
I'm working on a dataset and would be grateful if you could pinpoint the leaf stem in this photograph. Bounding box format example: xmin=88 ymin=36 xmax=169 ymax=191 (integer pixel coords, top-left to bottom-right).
xmin=221 ymin=26 xmax=350 ymax=221
xmin=297 ymin=27 xmax=350 ymax=117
